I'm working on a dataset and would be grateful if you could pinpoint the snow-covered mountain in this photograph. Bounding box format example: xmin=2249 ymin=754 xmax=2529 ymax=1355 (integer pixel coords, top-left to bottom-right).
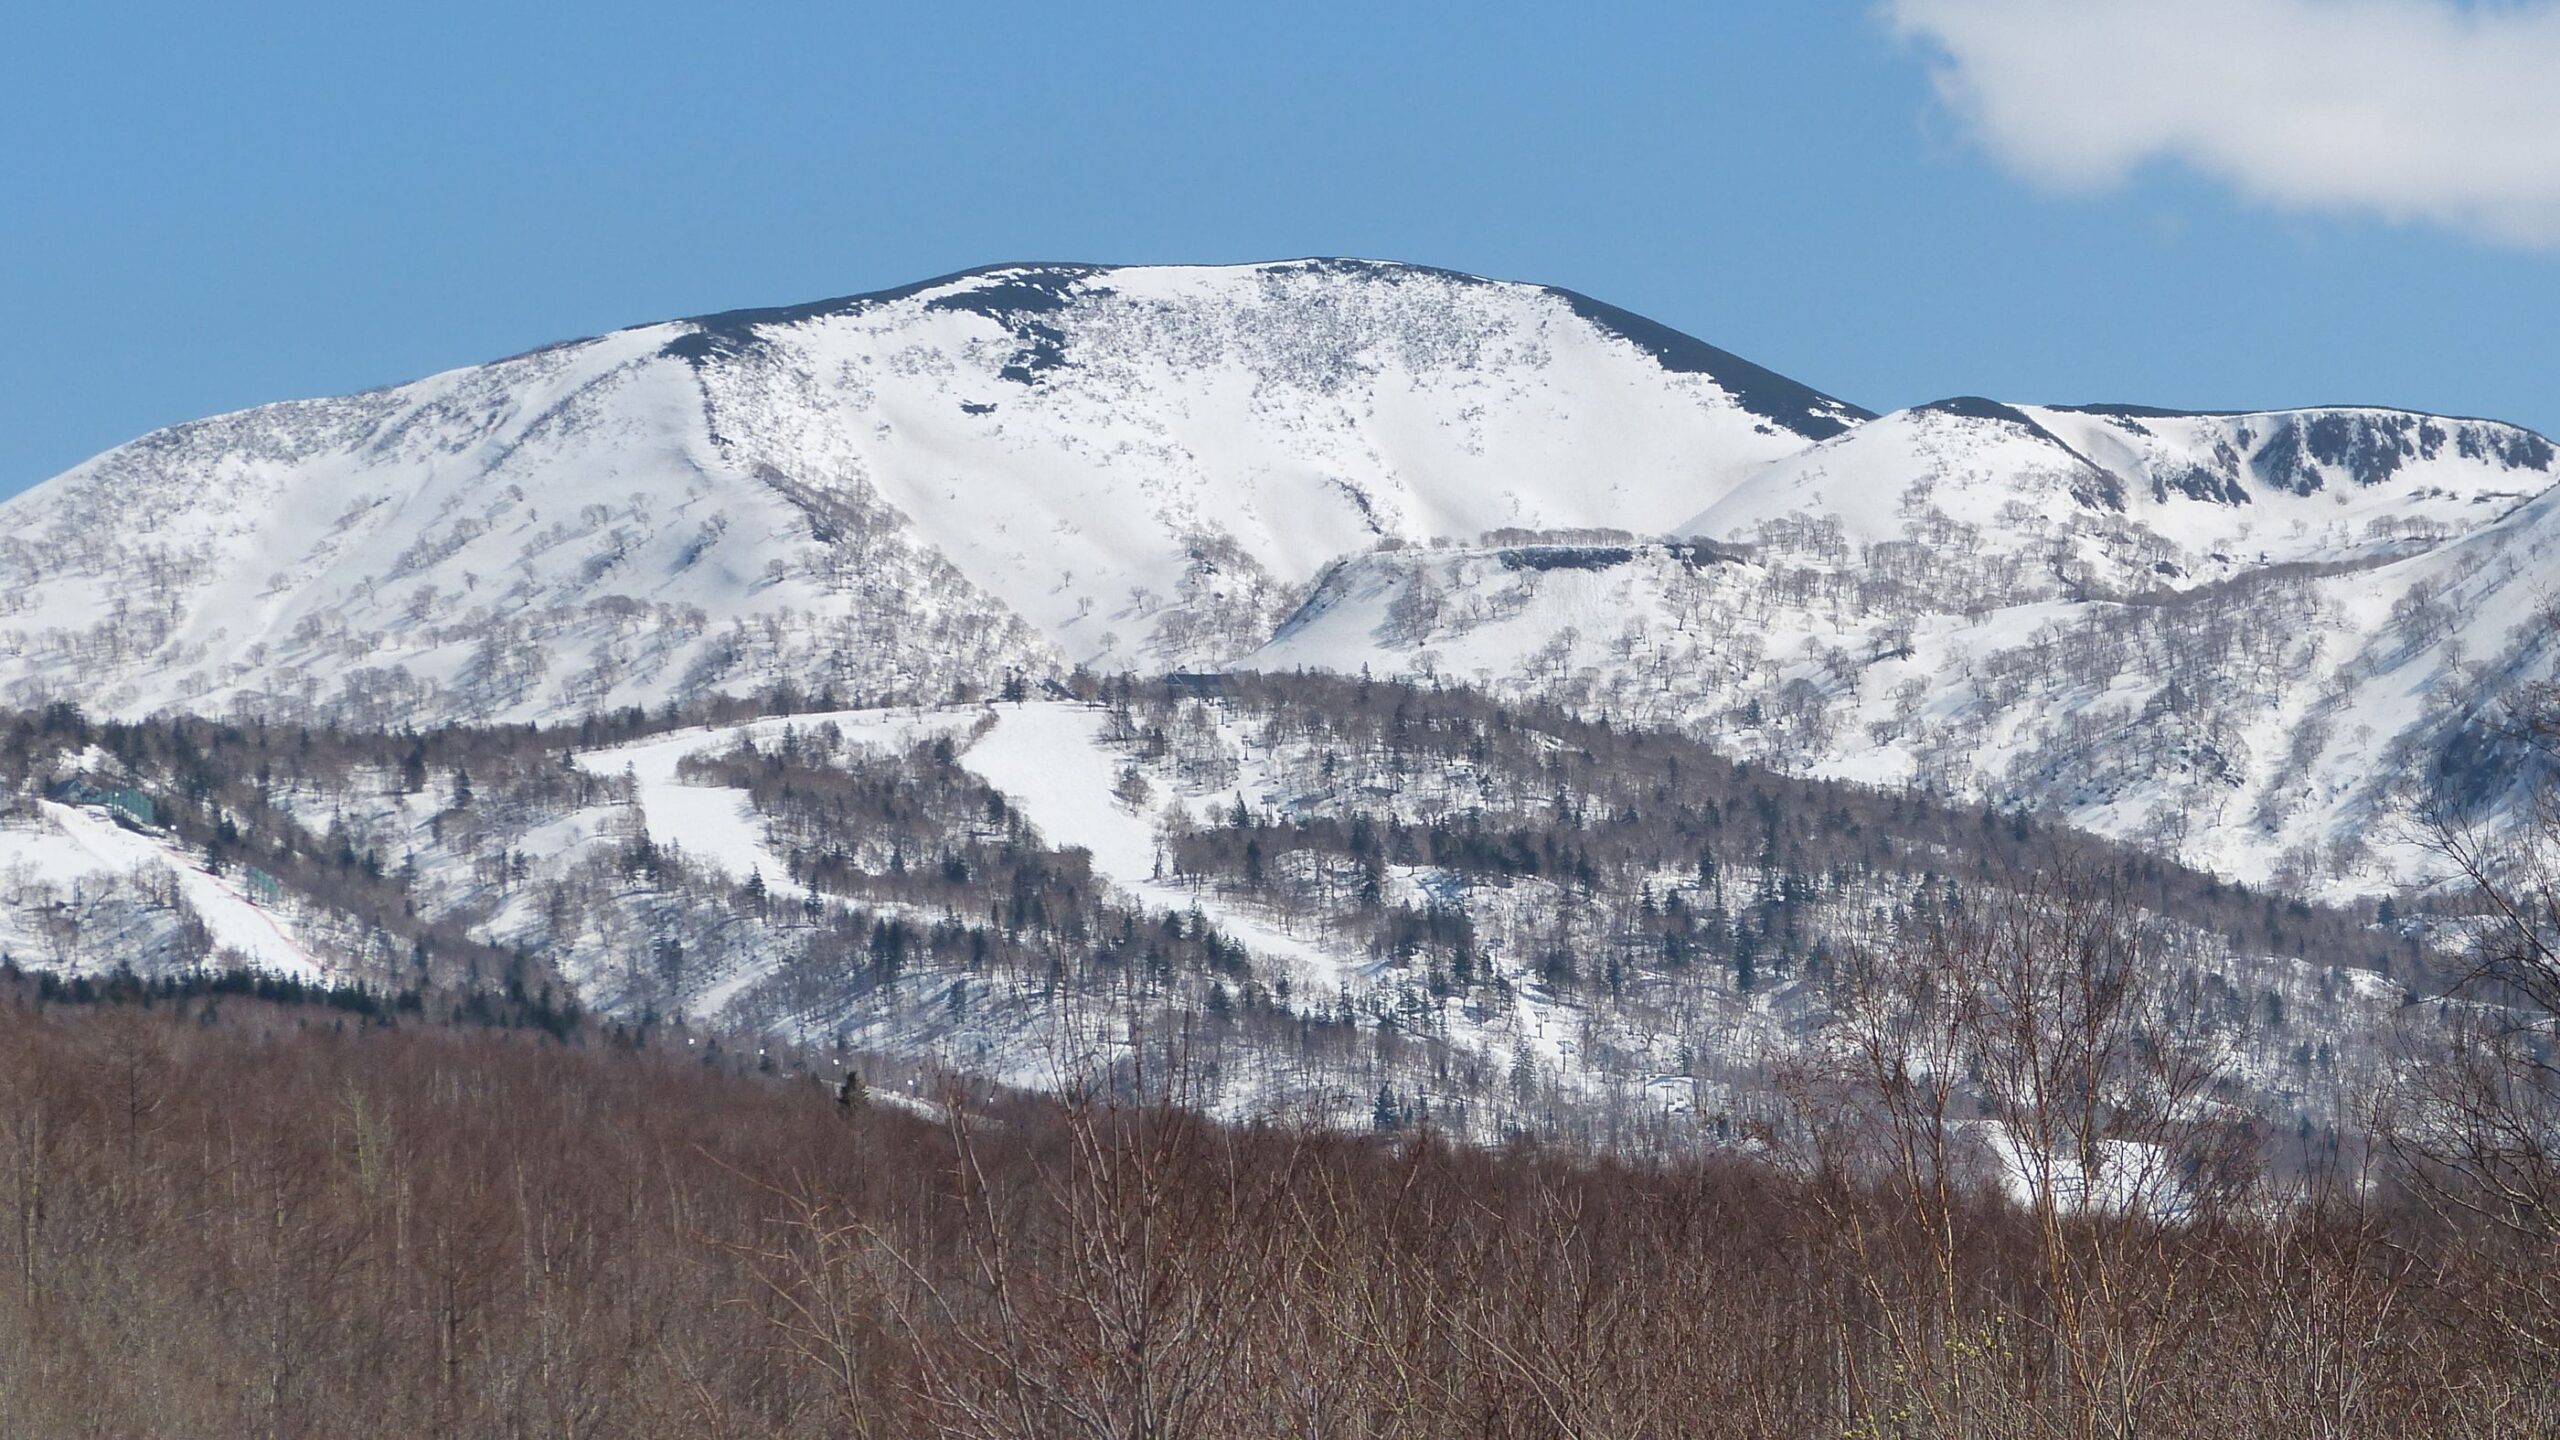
xmin=3 ymin=259 xmax=2554 ymax=899
xmin=0 ymin=259 xmax=1863 ymax=724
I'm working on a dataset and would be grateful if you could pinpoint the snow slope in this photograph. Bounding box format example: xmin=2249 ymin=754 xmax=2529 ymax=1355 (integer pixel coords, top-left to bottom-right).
xmin=575 ymin=727 xmax=809 ymax=898
xmin=0 ymin=260 xmax=1864 ymax=724
xmin=956 ymin=704 xmax=1364 ymax=990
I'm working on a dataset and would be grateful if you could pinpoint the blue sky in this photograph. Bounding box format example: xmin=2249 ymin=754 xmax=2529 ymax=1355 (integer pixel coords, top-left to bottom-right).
xmin=5 ymin=0 xmax=2555 ymax=496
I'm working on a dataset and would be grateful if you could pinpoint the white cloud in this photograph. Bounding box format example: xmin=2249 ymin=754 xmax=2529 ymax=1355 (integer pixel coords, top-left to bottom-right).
xmin=1886 ymin=0 xmax=2560 ymax=248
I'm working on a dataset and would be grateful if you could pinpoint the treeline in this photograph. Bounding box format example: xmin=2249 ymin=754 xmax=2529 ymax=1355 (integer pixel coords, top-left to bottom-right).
xmin=0 ymin=982 xmax=2548 ymax=1439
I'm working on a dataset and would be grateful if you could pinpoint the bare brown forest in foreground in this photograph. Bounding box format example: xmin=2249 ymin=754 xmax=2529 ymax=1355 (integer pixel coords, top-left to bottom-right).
xmin=0 ymin=980 xmax=2553 ymax=1440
